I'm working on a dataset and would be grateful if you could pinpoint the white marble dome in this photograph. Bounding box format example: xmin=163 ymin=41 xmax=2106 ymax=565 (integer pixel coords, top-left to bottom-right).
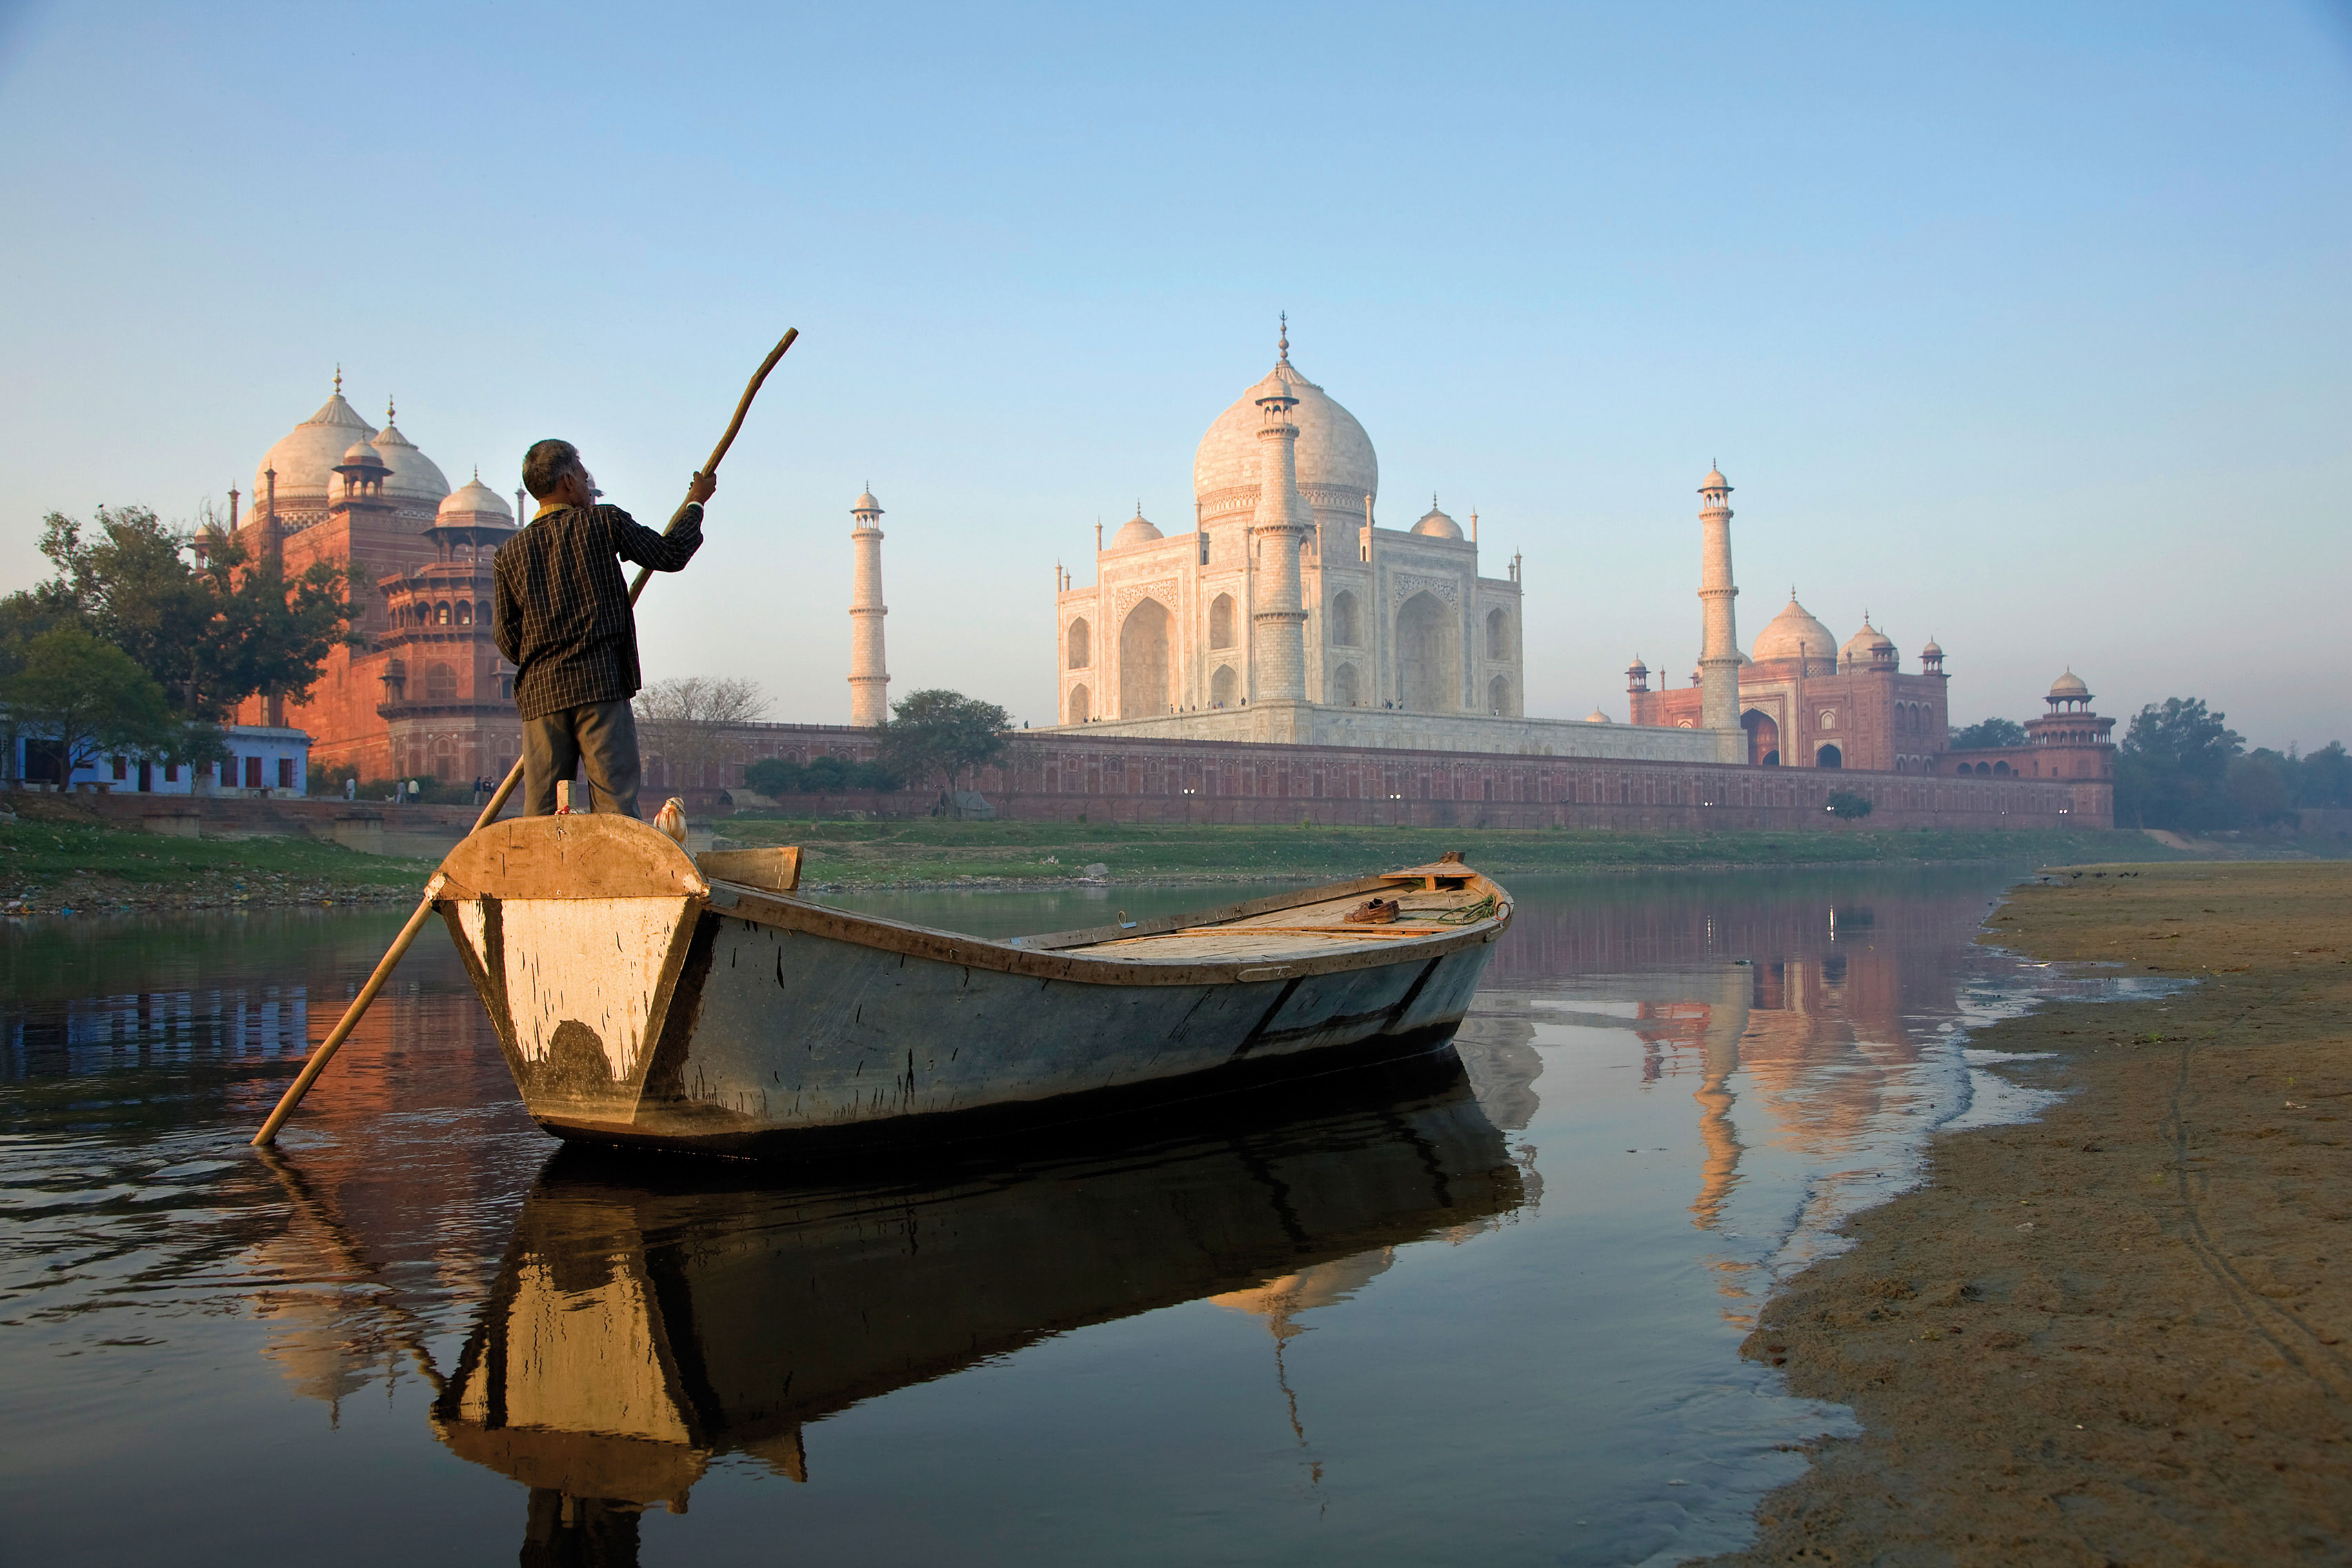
xmin=2049 ymin=668 xmax=2090 ymax=699
xmin=254 ymin=384 xmax=376 ymax=501
xmin=365 ymin=413 xmax=450 ymax=502
xmin=1410 ymin=496 xmax=1463 ymax=540
xmin=1750 ymin=596 xmax=1838 ymax=663
xmin=1192 ymin=351 xmax=1378 ymax=515
xmin=1110 ymin=505 xmax=1163 ymax=547
xmin=436 ymin=474 xmax=514 ymax=524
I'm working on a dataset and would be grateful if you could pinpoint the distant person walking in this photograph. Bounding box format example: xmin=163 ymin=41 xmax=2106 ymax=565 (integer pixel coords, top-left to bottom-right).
xmin=493 ymin=439 xmax=712 ymax=818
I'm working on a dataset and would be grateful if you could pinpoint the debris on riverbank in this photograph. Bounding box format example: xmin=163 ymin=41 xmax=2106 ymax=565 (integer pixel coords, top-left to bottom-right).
xmin=1705 ymin=861 xmax=2351 ymax=1565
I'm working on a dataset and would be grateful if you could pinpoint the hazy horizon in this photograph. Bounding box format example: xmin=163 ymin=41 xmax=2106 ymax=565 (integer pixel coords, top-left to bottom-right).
xmin=3 ymin=2 xmax=2345 ymax=751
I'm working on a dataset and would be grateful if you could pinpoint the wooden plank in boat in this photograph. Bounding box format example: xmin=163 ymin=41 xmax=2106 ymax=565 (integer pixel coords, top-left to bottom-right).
xmin=437 ymin=814 xmax=709 ymax=902
xmin=696 ymin=846 xmax=801 ymax=893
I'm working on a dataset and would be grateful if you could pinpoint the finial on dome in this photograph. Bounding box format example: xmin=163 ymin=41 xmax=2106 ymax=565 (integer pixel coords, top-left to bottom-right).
xmin=333 ymin=365 xmax=342 ymax=395
xmin=1278 ymin=311 xmax=1289 ymax=362
xmin=385 ymin=395 xmax=396 ymax=425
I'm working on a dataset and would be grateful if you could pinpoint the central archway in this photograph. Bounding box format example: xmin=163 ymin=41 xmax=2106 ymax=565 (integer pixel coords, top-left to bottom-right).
xmin=1395 ymin=592 xmax=1458 ymax=712
xmin=1742 ymin=709 xmax=1780 ymax=765
xmin=1119 ymin=598 xmax=1173 ymax=717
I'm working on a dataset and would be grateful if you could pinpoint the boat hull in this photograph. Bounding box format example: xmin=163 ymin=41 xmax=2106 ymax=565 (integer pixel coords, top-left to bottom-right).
xmin=432 ymin=816 xmax=1510 ymax=1157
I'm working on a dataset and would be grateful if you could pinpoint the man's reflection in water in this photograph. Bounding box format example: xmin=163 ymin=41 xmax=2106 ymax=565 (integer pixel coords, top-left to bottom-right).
xmin=522 ymin=1491 xmax=643 ymax=1568
xmin=415 ymin=1060 xmax=1533 ymax=1562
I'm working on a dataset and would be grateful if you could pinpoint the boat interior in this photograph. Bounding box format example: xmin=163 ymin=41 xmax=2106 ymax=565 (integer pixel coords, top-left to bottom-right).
xmin=998 ymin=856 xmax=1507 ymax=965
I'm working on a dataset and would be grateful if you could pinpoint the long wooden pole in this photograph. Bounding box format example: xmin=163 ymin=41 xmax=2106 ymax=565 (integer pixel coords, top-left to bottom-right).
xmin=252 ymin=328 xmax=798 ymax=1147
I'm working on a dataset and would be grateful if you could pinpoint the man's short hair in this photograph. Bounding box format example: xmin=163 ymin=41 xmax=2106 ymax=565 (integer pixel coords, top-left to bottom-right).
xmin=522 ymin=439 xmax=581 ymax=500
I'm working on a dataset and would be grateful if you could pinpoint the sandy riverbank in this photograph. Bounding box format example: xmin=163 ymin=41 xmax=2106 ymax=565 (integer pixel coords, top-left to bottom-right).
xmin=1705 ymin=861 xmax=2351 ymax=1565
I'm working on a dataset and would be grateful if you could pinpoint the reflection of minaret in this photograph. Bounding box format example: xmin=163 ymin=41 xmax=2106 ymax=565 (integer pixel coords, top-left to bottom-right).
xmin=1689 ymin=961 xmax=1751 ymax=1229
xmin=1250 ymin=319 xmax=1310 ymax=709
xmin=1697 ymin=465 xmax=1739 ymax=734
xmin=847 ymin=488 xmax=890 ymax=727
xmin=1208 ymin=1249 xmax=1398 ymax=1486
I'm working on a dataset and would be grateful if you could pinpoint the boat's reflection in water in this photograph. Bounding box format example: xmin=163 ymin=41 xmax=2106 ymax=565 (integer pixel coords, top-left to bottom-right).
xmin=430 ymin=1063 xmax=1529 ymax=1561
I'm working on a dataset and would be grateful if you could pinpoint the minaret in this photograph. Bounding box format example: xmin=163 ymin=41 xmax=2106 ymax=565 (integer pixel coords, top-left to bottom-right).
xmin=1696 ymin=465 xmax=1740 ymax=734
xmin=1249 ymin=319 xmax=1309 ymax=704
xmin=847 ymin=487 xmax=890 ymax=727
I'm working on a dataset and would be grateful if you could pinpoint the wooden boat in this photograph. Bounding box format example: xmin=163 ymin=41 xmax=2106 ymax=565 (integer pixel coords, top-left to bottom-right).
xmin=428 ymin=814 xmax=1512 ymax=1156
xmin=430 ymin=1069 xmax=1526 ymax=1514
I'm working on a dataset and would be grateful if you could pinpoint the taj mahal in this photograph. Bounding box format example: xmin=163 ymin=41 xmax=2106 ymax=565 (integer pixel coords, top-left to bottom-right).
xmin=1039 ymin=325 xmax=1733 ymax=765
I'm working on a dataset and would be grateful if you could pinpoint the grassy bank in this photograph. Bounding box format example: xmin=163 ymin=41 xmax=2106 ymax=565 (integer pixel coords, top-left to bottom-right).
xmin=0 ymin=798 xmax=2184 ymax=911
xmin=1705 ymin=861 xmax=2352 ymax=1565
xmin=0 ymin=798 xmax=432 ymax=912
xmin=718 ymin=817 xmax=2175 ymax=887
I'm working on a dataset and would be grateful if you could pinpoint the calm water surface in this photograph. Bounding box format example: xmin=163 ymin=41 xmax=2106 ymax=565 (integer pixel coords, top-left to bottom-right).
xmin=1 ymin=867 xmax=2135 ymax=1565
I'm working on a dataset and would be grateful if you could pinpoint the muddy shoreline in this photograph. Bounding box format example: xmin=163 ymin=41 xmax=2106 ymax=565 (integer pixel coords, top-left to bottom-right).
xmin=1704 ymin=862 xmax=2351 ymax=1565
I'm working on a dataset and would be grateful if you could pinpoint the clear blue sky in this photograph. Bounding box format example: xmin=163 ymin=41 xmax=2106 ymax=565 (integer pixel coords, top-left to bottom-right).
xmin=2 ymin=1 xmax=2346 ymax=749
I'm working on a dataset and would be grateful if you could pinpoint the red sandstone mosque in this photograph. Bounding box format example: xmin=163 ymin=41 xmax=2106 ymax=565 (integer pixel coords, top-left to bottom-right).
xmin=1623 ymin=468 xmax=2115 ymax=785
xmin=228 ymin=376 xmax=521 ymax=783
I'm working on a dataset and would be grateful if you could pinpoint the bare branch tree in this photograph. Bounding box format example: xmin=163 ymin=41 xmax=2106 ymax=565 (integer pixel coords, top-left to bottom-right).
xmin=634 ymin=676 xmax=769 ymax=790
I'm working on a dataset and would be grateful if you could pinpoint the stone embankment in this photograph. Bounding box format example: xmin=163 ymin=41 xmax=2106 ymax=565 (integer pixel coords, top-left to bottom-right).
xmin=1704 ymin=862 xmax=2351 ymax=1565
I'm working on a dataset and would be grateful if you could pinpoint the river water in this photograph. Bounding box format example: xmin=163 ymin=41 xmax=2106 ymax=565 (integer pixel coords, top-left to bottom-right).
xmin=0 ymin=865 xmax=2144 ymax=1565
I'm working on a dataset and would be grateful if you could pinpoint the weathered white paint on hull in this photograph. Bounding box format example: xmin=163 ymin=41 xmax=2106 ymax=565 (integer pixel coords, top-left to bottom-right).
xmin=455 ymin=896 xmax=697 ymax=1080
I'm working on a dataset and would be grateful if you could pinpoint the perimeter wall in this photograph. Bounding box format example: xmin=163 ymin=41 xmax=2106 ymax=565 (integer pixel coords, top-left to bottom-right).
xmin=652 ymin=724 xmax=2115 ymax=831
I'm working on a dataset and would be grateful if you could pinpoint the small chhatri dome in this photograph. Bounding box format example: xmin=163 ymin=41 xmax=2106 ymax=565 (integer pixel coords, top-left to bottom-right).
xmin=337 ymin=437 xmax=388 ymax=471
xmin=1921 ymin=637 xmax=1944 ymax=658
xmin=1842 ymin=616 xmax=1896 ymax=659
xmin=1750 ymin=594 xmax=1838 ymax=663
xmin=1411 ymin=494 xmax=1464 ymax=539
xmin=852 ymin=485 xmax=883 ymax=515
xmin=1700 ymin=463 xmax=1731 ymax=492
xmin=2049 ymin=667 xmax=2091 ymax=699
xmin=1627 ymin=654 xmax=1649 ymax=674
xmin=1586 ymin=707 xmax=1612 ymax=724
xmin=1111 ymin=501 xmax=1163 ymax=547
xmin=436 ymin=474 xmax=514 ymax=524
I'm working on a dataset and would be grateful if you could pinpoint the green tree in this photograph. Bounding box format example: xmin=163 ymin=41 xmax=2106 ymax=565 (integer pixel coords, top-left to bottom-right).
xmin=1825 ymin=790 xmax=1875 ymax=819
xmin=878 ymin=689 xmax=1011 ymax=810
xmin=2227 ymin=752 xmax=2295 ymax=829
xmin=3 ymin=627 xmax=179 ymax=781
xmin=1948 ymin=717 xmax=2026 ymax=750
xmin=34 ymin=507 xmax=354 ymax=718
xmin=743 ymin=755 xmax=899 ymax=798
xmin=2115 ymin=697 xmax=2242 ymax=831
xmin=2295 ymin=741 xmax=2351 ymax=808
xmin=0 ymin=583 xmax=87 ymax=783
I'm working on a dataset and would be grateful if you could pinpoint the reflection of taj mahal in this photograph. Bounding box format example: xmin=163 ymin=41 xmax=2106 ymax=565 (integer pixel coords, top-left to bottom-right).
xmin=1047 ymin=326 xmax=1732 ymax=765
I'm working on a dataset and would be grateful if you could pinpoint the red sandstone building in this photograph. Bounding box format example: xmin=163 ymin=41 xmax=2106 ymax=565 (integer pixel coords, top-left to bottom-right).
xmin=1625 ymin=469 xmax=2115 ymax=787
xmin=1628 ymin=594 xmax=1953 ymax=772
xmin=229 ymin=381 xmax=521 ymax=783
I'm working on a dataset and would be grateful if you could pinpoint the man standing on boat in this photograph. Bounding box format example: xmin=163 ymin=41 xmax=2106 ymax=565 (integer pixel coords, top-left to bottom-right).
xmin=493 ymin=439 xmax=714 ymax=818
